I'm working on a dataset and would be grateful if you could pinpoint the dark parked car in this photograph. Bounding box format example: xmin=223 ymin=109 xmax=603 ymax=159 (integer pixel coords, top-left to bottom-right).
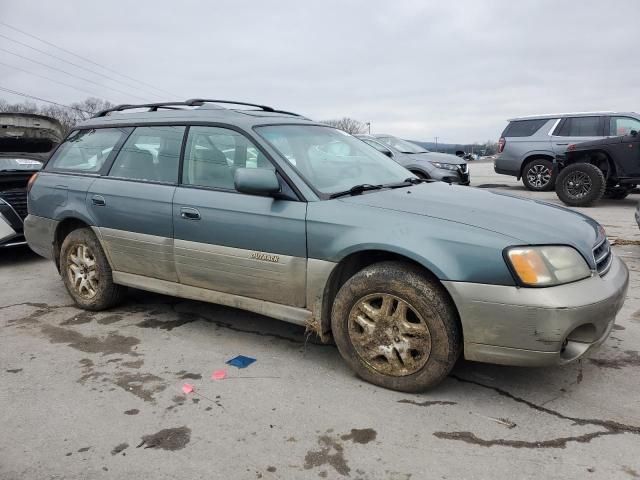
xmin=356 ymin=134 xmax=469 ymax=185
xmin=554 ymin=129 xmax=640 ymax=206
xmin=0 ymin=113 xmax=64 ymax=247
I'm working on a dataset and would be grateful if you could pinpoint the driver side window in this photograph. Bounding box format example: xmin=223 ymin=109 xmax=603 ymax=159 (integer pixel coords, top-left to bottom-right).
xmin=610 ymin=117 xmax=640 ymax=137
xmin=182 ymin=127 xmax=274 ymax=190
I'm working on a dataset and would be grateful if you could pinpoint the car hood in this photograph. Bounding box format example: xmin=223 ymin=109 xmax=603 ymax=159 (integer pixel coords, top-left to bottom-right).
xmin=340 ymin=182 xmax=601 ymax=262
xmin=404 ymin=151 xmax=467 ymax=165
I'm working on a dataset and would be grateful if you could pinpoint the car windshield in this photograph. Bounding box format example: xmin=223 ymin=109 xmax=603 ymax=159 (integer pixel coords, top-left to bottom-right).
xmin=376 ymin=136 xmax=428 ymax=154
xmin=0 ymin=158 xmax=43 ymax=172
xmin=257 ymin=125 xmax=414 ymax=195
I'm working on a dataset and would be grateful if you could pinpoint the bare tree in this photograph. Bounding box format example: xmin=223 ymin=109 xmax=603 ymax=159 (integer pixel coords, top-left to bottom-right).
xmin=0 ymin=97 xmax=115 ymax=134
xmin=321 ymin=117 xmax=367 ymax=135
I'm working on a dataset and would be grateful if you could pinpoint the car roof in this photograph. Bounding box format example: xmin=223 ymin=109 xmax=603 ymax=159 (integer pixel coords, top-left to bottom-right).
xmin=77 ymin=100 xmax=319 ymax=129
xmin=508 ymin=112 xmax=639 ymax=121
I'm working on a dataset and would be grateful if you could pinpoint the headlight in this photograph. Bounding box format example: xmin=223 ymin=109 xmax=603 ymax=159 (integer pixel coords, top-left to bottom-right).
xmin=429 ymin=161 xmax=459 ymax=171
xmin=505 ymin=246 xmax=591 ymax=287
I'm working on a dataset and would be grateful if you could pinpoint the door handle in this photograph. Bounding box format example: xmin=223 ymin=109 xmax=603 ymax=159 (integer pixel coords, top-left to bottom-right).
xmin=180 ymin=207 xmax=201 ymax=220
xmin=91 ymin=195 xmax=106 ymax=206
xmin=555 ymin=143 xmax=569 ymax=146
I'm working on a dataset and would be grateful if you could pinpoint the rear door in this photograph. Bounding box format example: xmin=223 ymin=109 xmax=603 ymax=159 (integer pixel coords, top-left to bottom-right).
xmin=551 ymin=116 xmax=605 ymax=153
xmin=172 ymin=126 xmax=307 ymax=307
xmin=87 ymin=125 xmax=185 ymax=281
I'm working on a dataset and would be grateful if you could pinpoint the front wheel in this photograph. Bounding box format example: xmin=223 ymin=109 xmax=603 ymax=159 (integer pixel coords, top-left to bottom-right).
xmin=331 ymin=261 xmax=461 ymax=392
xmin=60 ymin=228 xmax=126 ymax=310
xmin=555 ymin=163 xmax=606 ymax=207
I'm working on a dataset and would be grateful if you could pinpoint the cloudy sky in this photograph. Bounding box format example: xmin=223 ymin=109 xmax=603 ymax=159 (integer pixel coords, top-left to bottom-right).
xmin=1 ymin=0 xmax=638 ymax=143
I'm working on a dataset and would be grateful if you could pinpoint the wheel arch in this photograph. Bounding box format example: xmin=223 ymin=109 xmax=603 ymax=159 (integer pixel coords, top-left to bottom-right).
xmin=53 ymin=217 xmax=93 ymax=271
xmin=564 ymin=149 xmax=617 ymax=180
xmin=316 ymin=248 xmax=460 ymax=341
xmin=519 ymin=153 xmax=555 ymax=179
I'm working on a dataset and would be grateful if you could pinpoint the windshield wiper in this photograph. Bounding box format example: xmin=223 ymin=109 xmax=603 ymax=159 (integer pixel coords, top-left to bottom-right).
xmin=329 ymin=184 xmax=383 ymax=199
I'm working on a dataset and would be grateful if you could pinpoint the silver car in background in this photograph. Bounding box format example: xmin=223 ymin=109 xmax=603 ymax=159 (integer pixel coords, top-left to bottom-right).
xmin=356 ymin=134 xmax=470 ymax=185
xmin=495 ymin=112 xmax=640 ymax=191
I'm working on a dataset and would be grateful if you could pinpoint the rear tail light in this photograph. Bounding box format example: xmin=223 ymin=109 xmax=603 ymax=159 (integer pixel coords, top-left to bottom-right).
xmin=567 ymin=144 xmax=577 ymax=151
xmin=498 ymin=137 xmax=506 ymax=153
xmin=27 ymin=173 xmax=38 ymax=193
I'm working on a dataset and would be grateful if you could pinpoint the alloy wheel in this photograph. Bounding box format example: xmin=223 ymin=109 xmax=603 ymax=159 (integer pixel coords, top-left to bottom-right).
xmin=526 ymin=164 xmax=552 ymax=189
xmin=565 ymin=171 xmax=592 ymax=199
xmin=348 ymin=293 xmax=431 ymax=376
xmin=67 ymin=244 xmax=99 ymax=299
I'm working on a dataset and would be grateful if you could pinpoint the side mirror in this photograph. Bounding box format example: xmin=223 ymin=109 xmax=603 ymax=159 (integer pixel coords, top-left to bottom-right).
xmin=383 ymin=150 xmax=393 ymax=158
xmin=234 ymin=168 xmax=280 ymax=196
xmin=631 ymin=130 xmax=638 ymax=137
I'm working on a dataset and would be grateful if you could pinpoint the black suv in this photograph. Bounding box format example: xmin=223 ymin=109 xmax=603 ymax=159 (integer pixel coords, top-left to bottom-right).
xmin=554 ymin=128 xmax=639 ymax=206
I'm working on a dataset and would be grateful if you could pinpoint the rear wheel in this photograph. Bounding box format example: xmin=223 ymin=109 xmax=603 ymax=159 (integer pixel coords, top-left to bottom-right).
xmin=331 ymin=261 xmax=461 ymax=392
xmin=60 ymin=228 xmax=126 ymax=310
xmin=555 ymin=163 xmax=606 ymax=207
xmin=522 ymin=158 xmax=555 ymax=191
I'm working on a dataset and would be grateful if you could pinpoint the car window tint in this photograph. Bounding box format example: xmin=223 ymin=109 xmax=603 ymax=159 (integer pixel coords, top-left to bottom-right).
xmin=502 ymin=119 xmax=548 ymax=137
xmin=182 ymin=126 xmax=274 ymax=190
xmin=556 ymin=117 xmax=601 ymax=137
xmin=609 ymin=117 xmax=640 ymax=136
xmin=48 ymin=128 xmax=127 ymax=172
xmin=108 ymin=126 xmax=185 ymax=183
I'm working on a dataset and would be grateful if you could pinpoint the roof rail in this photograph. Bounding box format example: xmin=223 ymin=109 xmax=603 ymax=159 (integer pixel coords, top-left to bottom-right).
xmin=94 ymin=99 xmax=303 ymax=118
xmin=94 ymin=101 xmax=194 ymax=117
xmin=185 ymin=99 xmax=303 ymax=117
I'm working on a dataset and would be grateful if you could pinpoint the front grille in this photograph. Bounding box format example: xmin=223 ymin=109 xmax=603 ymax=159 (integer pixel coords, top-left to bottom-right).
xmin=0 ymin=188 xmax=28 ymax=219
xmin=593 ymin=237 xmax=612 ymax=276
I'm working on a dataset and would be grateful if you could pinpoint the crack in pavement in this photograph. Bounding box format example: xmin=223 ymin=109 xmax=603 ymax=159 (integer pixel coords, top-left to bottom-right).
xmin=433 ymin=375 xmax=640 ymax=449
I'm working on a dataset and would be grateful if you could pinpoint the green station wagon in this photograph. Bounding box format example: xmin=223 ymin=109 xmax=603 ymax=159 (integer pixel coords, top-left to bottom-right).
xmin=24 ymin=99 xmax=629 ymax=391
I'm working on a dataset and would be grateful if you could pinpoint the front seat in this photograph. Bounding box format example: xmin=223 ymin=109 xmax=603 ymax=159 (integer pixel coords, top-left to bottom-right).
xmin=191 ymin=144 xmax=234 ymax=189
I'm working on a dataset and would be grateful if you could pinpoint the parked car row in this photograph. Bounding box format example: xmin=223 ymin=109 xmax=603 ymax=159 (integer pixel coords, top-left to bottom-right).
xmin=494 ymin=111 xmax=640 ymax=206
xmin=20 ymin=99 xmax=629 ymax=392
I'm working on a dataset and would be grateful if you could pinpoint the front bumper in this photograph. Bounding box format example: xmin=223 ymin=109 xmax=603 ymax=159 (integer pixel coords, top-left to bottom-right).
xmin=443 ymin=254 xmax=629 ymax=367
xmin=0 ymin=203 xmax=25 ymax=247
xmin=431 ymin=167 xmax=470 ymax=185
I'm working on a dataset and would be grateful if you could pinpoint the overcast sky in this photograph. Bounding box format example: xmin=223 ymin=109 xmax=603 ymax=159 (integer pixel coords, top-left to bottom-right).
xmin=1 ymin=0 xmax=639 ymax=143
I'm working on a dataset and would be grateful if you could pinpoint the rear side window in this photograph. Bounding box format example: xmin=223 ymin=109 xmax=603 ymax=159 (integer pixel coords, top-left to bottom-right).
xmin=48 ymin=128 xmax=127 ymax=173
xmin=108 ymin=126 xmax=185 ymax=183
xmin=502 ymin=119 xmax=548 ymax=137
xmin=555 ymin=116 xmax=602 ymax=137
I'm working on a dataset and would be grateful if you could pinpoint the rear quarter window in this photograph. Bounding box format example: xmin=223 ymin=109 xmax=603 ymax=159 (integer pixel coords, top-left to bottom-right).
xmin=47 ymin=128 xmax=128 ymax=173
xmin=501 ymin=119 xmax=549 ymax=137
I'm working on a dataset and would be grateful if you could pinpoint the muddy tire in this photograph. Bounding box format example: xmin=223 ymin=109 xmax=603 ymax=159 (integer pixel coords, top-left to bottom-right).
xmin=60 ymin=228 xmax=126 ymax=310
xmin=555 ymin=163 xmax=606 ymax=207
xmin=331 ymin=261 xmax=461 ymax=392
xmin=522 ymin=158 xmax=555 ymax=191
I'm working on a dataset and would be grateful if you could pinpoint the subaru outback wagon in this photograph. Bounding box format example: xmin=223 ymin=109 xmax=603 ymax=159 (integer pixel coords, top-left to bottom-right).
xmin=495 ymin=112 xmax=640 ymax=191
xmin=25 ymin=99 xmax=629 ymax=392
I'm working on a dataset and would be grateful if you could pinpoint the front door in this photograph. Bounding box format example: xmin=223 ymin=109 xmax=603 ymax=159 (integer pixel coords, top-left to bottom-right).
xmin=87 ymin=125 xmax=185 ymax=281
xmin=172 ymin=126 xmax=307 ymax=307
xmin=606 ymin=116 xmax=640 ymax=176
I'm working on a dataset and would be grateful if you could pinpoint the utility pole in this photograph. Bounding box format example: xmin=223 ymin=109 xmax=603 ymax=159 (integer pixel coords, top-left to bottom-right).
xmin=366 ymin=122 xmax=371 ymax=134
xmin=434 ymin=136 xmax=439 ymax=152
